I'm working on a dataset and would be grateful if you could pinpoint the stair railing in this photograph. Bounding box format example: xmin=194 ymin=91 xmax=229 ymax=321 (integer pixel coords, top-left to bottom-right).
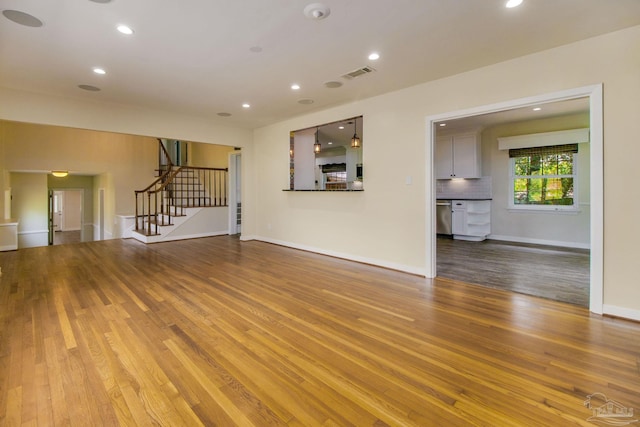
xmin=135 ymin=166 xmax=229 ymax=236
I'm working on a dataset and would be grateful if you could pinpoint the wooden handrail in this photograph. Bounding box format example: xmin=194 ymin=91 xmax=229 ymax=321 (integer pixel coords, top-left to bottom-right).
xmin=134 ymin=164 xmax=229 ymax=235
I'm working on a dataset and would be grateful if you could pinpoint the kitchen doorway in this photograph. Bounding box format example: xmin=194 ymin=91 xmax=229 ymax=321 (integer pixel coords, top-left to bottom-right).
xmin=426 ymin=85 xmax=603 ymax=314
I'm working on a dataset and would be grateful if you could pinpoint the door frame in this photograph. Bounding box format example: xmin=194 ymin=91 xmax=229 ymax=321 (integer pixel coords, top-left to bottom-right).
xmin=48 ymin=188 xmax=85 ymax=245
xmin=228 ymin=152 xmax=241 ymax=235
xmin=425 ymin=84 xmax=603 ymax=314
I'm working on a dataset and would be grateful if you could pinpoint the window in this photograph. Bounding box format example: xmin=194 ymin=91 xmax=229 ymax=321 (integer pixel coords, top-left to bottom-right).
xmin=509 ymin=144 xmax=578 ymax=210
xmin=288 ymin=116 xmax=363 ymax=191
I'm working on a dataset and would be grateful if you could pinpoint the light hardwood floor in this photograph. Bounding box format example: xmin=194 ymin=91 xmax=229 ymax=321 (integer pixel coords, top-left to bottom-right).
xmin=0 ymin=236 xmax=638 ymax=426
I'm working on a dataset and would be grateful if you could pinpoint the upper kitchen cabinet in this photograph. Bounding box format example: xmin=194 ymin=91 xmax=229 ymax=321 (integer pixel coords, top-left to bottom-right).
xmin=435 ymin=132 xmax=481 ymax=179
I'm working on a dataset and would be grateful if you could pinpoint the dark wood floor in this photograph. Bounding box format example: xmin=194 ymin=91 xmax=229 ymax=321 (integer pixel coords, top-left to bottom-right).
xmin=0 ymin=236 xmax=638 ymax=426
xmin=437 ymin=237 xmax=590 ymax=307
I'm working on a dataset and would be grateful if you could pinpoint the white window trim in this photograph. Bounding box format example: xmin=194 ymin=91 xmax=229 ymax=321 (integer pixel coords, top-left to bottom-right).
xmin=508 ymin=152 xmax=579 ymax=211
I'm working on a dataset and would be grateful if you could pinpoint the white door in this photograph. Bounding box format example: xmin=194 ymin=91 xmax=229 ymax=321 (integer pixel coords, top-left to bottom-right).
xmin=53 ymin=191 xmax=64 ymax=231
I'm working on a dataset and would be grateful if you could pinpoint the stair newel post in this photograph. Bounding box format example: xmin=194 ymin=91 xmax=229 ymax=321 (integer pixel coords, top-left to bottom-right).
xmin=224 ymin=168 xmax=227 ymax=206
xmin=213 ymin=170 xmax=218 ymax=206
xmin=135 ymin=191 xmax=139 ymax=231
xmin=159 ymin=184 xmax=164 ymax=225
xmin=146 ymin=191 xmax=152 ymax=236
xmin=211 ymin=171 xmax=220 ymax=206
xmin=154 ymin=190 xmax=159 ymax=235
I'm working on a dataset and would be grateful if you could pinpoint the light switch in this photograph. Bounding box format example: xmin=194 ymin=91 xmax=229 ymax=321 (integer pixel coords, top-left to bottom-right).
xmin=405 ymin=175 xmax=413 ymax=185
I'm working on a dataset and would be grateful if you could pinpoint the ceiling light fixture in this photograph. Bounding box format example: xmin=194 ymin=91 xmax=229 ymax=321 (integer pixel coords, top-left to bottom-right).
xmin=93 ymin=67 xmax=106 ymax=75
xmin=505 ymin=0 xmax=523 ymax=8
xmin=439 ymin=123 xmax=447 ymax=127
xmin=291 ymin=84 xmax=300 ymax=90
xmin=242 ymin=103 xmax=250 ymax=108
xmin=51 ymin=171 xmax=68 ymax=178
xmin=314 ymin=127 xmax=321 ymax=153
xmin=533 ymin=107 xmax=542 ymax=111
xmin=351 ymin=117 xmax=361 ymax=148
xmin=117 ymin=25 xmax=134 ymax=35
xmin=368 ymin=52 xmax=380 ymax=61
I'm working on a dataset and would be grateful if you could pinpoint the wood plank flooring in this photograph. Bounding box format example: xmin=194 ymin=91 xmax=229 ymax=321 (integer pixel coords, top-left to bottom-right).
xmin=437 ymin=237 xmax=590 ymax=307
xmin=0 ymin=236 xmax=638 ymax=426
xmin=53 ymin=231 xmax=82 ymax=246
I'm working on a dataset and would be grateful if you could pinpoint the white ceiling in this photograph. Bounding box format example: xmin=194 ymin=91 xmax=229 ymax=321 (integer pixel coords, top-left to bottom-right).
xmin=1 ymin=0 xmax=639 ymax=130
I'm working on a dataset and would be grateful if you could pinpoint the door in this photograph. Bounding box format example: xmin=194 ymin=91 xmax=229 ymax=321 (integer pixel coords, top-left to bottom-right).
xmin=48 ymin=190 xmax=54 ymax=245
xmin=53 ymin=191 xmax=63 ymax=231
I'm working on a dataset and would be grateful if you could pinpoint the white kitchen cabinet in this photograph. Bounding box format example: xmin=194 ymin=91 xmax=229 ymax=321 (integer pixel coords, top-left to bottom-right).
xmin=435 ymin=132 xmax=482 ymax=179
xmin=452 ymin=200 xmax=491 ymax=241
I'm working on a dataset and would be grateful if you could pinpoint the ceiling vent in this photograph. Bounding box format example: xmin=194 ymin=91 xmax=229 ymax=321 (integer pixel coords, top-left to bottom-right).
xmin=341 ymin=66 xmax=376 ymax=80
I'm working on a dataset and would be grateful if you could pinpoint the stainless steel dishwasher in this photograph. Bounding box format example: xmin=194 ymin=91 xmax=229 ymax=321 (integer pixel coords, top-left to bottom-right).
xmin=436 ymin=200 xmax=452 ymax=235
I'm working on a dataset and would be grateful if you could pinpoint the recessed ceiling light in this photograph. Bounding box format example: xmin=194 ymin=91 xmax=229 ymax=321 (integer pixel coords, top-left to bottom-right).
xmin=328 ymin=142 xmax=333 ymax=145
xmin=368 ymin=52 xmax=380 ymax=61
xmin=505 ymin=0 xmax=523 ymax=8
xmin=533 ymin=107 xmax=542 ymax=111
xmin=217 ymin=112 xmax=232 ymax=117
xmin=439 ymin=123 xmax=447 ymax=127
xmin=117 ymin=25 xmax=134 ymax=35
xmin=338 ymin=126 xmax=345 ymax=129
xmin=2 ymin=10 xmax=43 ymax=27
xmin=242 ymin=103 xmax=250 ymax=108
xmin=78 ymin=84 xmax=101 ymax=92
xmin=291 ymin=84 xmax=300 ymax=90
xmin=93 ymin=68 xmax=106 ymax=75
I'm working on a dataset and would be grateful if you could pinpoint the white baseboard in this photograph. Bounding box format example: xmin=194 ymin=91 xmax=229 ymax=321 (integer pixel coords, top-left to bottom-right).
xmin=603 ymin=304 xmax=640 ymax=322
xmin=251 ymin=236 xmax=426 ymax=276
xmin=140 ymin=230 xmax=229 ymax=244
xmin=488 ymin=234 xmax=590 ymax=250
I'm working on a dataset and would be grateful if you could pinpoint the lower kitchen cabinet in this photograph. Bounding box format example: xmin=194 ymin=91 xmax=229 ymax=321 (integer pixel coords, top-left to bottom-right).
xmin=451 ymin=200 xmax=491 ymax=241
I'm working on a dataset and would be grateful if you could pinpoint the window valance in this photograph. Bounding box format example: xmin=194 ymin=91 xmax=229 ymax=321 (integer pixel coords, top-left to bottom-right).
xmin=498 ymin=128 xmax=589 ymax=151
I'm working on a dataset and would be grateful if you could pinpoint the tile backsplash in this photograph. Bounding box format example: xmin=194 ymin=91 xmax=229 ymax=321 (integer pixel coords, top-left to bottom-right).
xmin=436 ymin=177 xmax=492 ymax=199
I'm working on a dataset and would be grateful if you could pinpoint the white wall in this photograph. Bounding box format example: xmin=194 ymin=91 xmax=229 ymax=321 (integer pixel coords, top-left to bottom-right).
xmin=11 ymin=173 xmax=48 ymax=248
xmin=482 ymin=113 xmax=591 ymax=248
xmin=250 ymin=25 xmax=640 ymax=316
xmin=293 ymin=129 xmax=317 ymax=190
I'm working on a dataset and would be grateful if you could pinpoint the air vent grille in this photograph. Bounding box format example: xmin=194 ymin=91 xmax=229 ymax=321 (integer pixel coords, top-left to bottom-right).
xmin=342 ymin=66 xmax=376 ymax=80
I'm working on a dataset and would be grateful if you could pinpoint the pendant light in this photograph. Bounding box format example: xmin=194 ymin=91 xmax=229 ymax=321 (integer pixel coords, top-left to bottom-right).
xmin=314 ymin=126 xmax=321 ymax=153
xmin=351 ymin=117 xmax=361 ymax=148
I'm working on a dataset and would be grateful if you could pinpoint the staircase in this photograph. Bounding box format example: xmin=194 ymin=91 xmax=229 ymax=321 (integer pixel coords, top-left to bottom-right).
xmin=132 ymin=140 xmax=229 ymax=243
